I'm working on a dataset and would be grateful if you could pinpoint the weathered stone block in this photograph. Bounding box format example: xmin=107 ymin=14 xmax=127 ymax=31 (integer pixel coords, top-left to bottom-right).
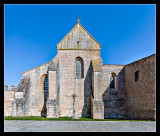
xmin=46 ymin=99 xmax=59 ymax=118
xmin=92 ymin=100 xmax=104 ymax=119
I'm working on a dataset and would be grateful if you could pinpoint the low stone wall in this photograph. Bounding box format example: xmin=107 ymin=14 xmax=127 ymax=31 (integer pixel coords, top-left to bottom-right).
xmin=4 ymin=85 xmax=15 ymax=116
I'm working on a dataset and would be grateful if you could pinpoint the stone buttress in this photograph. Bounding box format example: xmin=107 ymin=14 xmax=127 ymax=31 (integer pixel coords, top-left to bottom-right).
xmin=46 ymin=57 xmax=59 ymax=118
xmin=12 ymin=76 xmax=30 ymax=117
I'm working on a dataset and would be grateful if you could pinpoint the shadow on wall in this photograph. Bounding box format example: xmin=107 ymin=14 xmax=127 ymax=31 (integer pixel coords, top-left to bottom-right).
xmin=41 ymin=105 xmax=47 ymax=117
xmin=82 ymin=62 xmax=92 ymax=118
xmin=41 ymin=90 xmax=48 ymax=117
xmin=102 ymin=67 xmax=126 ymax=119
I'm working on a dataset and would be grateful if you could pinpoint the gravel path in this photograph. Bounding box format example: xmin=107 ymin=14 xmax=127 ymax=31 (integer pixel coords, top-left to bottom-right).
xmin=4 ymin=120 xmax=156 ymax=132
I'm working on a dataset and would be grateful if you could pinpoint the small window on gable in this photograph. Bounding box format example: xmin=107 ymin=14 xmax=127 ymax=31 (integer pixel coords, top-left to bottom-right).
xmin=135 ymin=70 xmax=139 ymax=82
xmin=44 ymin=77 xmax=48 ymax=90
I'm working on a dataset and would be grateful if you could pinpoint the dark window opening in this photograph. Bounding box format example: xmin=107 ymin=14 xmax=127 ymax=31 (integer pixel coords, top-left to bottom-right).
xmin=44 ymin=77 xmax=48 ymax=90
xmin=110 ymin=76 xmax=114 ymax=88
xmin=135 ymin=70 xmax=139 ymax=82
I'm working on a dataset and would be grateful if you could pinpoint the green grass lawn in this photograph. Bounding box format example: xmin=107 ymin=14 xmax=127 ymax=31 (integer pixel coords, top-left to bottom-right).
xmin=4 ymin=116 xmax=152 ymax=121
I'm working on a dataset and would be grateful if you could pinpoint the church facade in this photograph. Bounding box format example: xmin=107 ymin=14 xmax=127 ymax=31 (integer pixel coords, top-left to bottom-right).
xmin=4 ymin=18 xmax=156 ymax=120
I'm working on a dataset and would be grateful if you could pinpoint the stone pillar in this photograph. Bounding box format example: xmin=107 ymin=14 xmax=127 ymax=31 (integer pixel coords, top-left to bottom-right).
xmin=12 ymin=99 xmax=24 ymax=117
xmin=46 ymin=67 xmax=59 ymax=118
xmin=17 ymin=103 xmax=23 ymax=117
xmin=92 ymin=71 xmax=104 ymax=119
xmin=48 ymin=70 xmax=57 ymax=100
xmin=46 ymin=99 xmax=59 ymax=118
xmin=12 ymin=100 xmax=17 ymax=117
xmin=92 ymin=100 xmax=104 ymax=119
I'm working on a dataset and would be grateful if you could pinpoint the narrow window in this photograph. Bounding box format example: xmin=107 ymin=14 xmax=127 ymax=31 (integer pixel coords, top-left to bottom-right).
xmin=135 ymin=70 xmax=139 ymax=82
xmin=76 ymin=59 xmax=82 ymax=78
xmin=110 ymin=75 xmax=115 ymax=88
xmin=44 ymin=77 xmax=48 ymax=90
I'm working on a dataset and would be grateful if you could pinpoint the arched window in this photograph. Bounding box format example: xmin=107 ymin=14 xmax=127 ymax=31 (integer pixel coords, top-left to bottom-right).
xmin=75 ymin=57 xmax=83 ymax=78
xmin=41 ymin=75 xmax=48 ymax=117
xmin=44 ymin=77 xmax=48 ymax=90
xmin=76 ymin=60 xmax=82 ymax=78
xmin=110 ymin=76 xmax=114 ymax=88
xmin=110 ymin=73 xmax=116 ymax=88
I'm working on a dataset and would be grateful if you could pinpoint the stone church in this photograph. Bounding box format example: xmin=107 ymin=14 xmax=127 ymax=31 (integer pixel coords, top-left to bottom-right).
xmin=4 ymin=18 xmax=156 ymax=120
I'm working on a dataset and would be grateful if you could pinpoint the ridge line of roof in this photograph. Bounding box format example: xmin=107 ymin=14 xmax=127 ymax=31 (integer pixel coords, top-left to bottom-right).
xmin=22 ymin=61 xmax=51 ymax=74
xmin=125 ymin=53 xmax=156 ymax=66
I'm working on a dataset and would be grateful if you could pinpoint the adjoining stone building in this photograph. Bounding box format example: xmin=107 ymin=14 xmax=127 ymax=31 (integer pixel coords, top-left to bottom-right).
xmin=4 ymin=18 xmax=156 ymax=120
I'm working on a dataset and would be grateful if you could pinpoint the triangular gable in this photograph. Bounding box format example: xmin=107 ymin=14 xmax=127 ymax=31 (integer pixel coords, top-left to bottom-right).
xmin=56 ymin=22 xmax=101 ymax=50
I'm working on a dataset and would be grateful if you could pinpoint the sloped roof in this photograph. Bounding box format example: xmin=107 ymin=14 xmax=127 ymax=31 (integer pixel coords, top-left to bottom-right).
xmin=56 ymin=20 xmax=102 ymax=50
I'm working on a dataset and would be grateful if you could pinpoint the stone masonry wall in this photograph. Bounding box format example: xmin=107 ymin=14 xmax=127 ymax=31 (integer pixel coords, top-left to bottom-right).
xmin=22 ymin=62 xmax=50 ymax=116
xmin=125 ymin=54 xmax=156 ymax=120
xmin=101 ymin=65 xmax=125 ymax=119
xmin=4 ymin=85 xmax=15 ymax=116
xmin=58 ymin=50 xmax=101 ymax=117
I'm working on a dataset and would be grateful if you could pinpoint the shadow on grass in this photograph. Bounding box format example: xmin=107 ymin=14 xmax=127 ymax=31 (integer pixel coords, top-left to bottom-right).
xmin=4 ymin=116 xmax=152 ymax=121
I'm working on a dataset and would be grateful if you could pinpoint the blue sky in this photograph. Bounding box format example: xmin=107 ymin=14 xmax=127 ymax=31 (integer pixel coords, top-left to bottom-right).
xmin=4 ymin=4 xmax=156 ymax=89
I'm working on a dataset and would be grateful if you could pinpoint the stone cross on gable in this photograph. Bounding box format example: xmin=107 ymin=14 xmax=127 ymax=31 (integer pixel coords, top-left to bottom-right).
xmin=77 ymin=17 xmax=80 ymax=23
